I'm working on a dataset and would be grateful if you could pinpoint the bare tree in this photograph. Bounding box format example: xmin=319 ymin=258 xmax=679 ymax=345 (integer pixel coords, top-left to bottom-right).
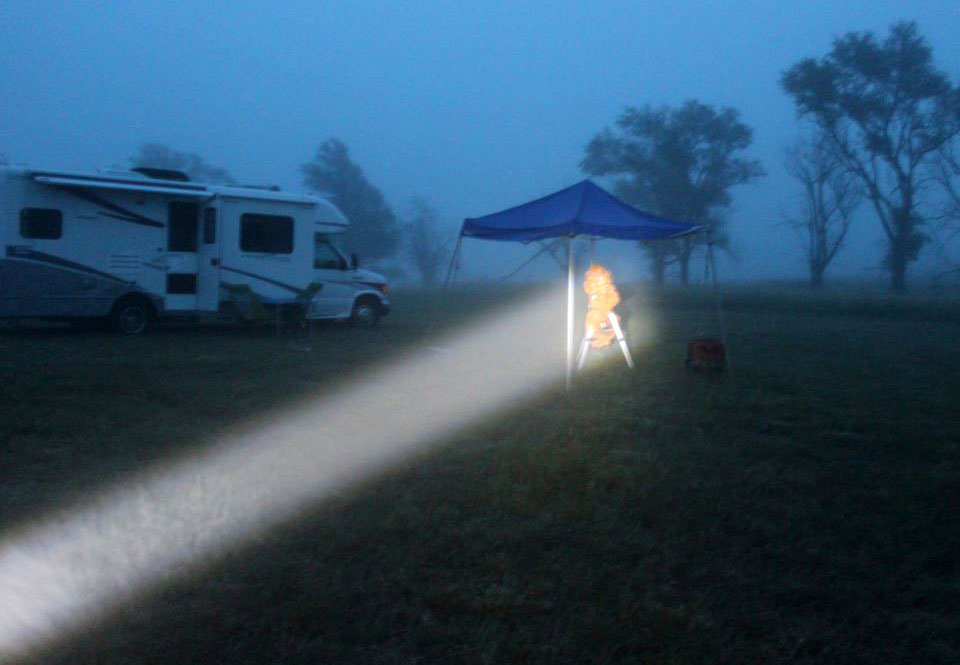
xmin=783 ymin=134 xmax=862 ymax=288
xmin=930 ymin=145 xmax=960 ymax=275
xmin=782 ymin=21 xmax=960 ymax=291
xmin=302 ymin=139 xmax=400 ymax=259
xmin=404 ymin=197 xmax=450 ymax=287
xmin=934 ymin=145 xmax=960 ymax=222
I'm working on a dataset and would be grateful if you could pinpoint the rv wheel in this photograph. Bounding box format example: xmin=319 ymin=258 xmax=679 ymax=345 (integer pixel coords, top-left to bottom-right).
xmin=112 ymin=297 xmax=154 ymax=335
xmin=350 ymin=298 xmax=380 ymax=328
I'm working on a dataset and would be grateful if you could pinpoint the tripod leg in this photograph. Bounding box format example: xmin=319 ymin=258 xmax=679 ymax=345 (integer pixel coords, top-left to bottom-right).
xmin=576 ymin=337 xmax=592 ymax=370
xmin=608 ymin=312 xmax=634 ymax=369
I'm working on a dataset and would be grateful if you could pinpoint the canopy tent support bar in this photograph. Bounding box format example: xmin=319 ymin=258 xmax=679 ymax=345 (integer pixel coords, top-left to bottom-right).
xmin=442 ymin=233 xmax=464 ymax=290
xmin=499 ymin=239 xmax=565 ymax=282
xmin=706 ymin=232 xmax=730 ymax=371
xmin=541 ymin=239 xmax=566 ymax=270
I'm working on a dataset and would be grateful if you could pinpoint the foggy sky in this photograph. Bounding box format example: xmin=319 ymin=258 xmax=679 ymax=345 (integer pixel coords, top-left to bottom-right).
xmin=2 ymin=1 xmax=959 ymax=283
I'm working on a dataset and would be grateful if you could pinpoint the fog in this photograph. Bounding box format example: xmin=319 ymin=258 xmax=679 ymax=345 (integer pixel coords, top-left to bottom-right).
xmin=2 ymin=1 xmax=959 ymax=284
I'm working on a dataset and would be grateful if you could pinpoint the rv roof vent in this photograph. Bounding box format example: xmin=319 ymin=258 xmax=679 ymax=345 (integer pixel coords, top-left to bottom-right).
xmin=131 ymin=167 xmax=190 ymax=182
xmin=240 ymin=183 xmax=281 ymax=191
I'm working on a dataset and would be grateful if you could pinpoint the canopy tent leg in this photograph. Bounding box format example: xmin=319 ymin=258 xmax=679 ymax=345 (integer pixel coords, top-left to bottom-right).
xmin=706 ymin=233 xmax=730 ymax=370
xmin=566 ymin=237 xmax=574 ymax=393
xmin=576 ymin=337 xmax=591 ymax=370
xmin=442 ymin=234 xmax=464 ymax=290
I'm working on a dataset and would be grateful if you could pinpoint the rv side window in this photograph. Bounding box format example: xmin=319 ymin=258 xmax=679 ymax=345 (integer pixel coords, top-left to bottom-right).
xmin=240 ymin=214 xmax=293 ymax=254
xmin=203 ymin=208 xmax=216 ymax=244
xmin=20 ymin=208 xmax=63 ymax=239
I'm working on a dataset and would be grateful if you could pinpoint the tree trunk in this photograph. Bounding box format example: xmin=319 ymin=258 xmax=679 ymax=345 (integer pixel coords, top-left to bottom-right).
xmin=677 ymin=238 xmax=694 ymax=286
xmin=887 ymin=231 xmax=910 ymax=293
xmin=679 ymin=255 xmax=689 ymax=286
xmin=886 ymin=199 xmax=920 ymax=293
xmin=809 ymin=264 xmax=824 ymax=289
xmin=888 ymin=248 xmax=908 ymax=292
xmin=651 ymin=249 xmax=667 ymax=285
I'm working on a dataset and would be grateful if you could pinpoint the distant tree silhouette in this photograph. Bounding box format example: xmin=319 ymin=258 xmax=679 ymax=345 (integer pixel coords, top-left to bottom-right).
xmin=932 ymin=146 xmax=960 ymax=275
xmin=403 ymin=197 xmax=451 ymax=286
xmin=130 ymin=143 xmax=235 ymax=184
xmin=783 ymin=134 xmax=862 ymax=288
xmin=582 ymin=100 xmax=763 ymax=285
xmin=782 ymin=21 xmax=960 ymax=291
xmin=302 ymin=139 xmax=399 ymax=259
xmin=935 ymin=144 xmax=960 ymax=228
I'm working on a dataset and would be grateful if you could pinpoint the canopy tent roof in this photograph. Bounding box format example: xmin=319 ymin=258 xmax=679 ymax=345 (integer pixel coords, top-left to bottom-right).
xmin=449 ymin=179 xmax=720 ymax=392
xmin=461 ymin=179 xmax=703 ymax=242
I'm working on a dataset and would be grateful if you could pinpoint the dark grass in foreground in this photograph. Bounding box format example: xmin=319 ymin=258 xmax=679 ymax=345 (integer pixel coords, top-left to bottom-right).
xmin=4 ymin=286 xmax=960 ymax=663
xmin=0 ymin=286 xmax=516 ymax=527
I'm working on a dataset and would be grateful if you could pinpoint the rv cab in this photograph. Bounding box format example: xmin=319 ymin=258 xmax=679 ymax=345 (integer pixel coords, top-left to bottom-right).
xmin=309 ymin=233 xmax=390 ymax=327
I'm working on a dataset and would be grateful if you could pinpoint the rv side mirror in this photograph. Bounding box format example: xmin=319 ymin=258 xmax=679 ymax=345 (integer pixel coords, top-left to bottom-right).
xmin=350 ymin=253 xmax=358 ymax=270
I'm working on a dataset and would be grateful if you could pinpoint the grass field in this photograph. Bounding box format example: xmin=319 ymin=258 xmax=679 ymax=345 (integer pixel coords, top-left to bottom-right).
xmin=2 ymin=285 xmax=959 ymax=664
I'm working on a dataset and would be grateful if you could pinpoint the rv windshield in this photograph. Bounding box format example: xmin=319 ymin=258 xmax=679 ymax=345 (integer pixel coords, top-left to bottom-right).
xmin=314 ymin=234 xmax=348 ymax=270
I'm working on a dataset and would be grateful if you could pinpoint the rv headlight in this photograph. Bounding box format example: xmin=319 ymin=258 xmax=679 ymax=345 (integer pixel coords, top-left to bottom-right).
xmin=378 ymin=283 xmax=389 ymax=295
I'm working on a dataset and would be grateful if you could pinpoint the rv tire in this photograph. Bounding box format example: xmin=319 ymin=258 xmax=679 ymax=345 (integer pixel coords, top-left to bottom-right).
xmin=350 ymin=297 xmax=380 ymax=328
xmin=112 ymin=296 xmax=154 ymax=335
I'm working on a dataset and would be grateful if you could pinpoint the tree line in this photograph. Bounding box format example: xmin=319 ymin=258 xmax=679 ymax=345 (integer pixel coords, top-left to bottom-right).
xmin=584 ymin=20 xmax=960 ymax=291
xmin=123 ymin=19 xmax=960 ymax=291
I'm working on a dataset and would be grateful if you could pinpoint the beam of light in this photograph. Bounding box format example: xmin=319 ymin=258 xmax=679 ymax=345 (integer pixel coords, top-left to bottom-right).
xmin=0 ymin=286 xmax=576 ymax=660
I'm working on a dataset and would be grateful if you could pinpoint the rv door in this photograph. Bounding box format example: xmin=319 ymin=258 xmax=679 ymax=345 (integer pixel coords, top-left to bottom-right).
xmin=311 ymin=234 xmax=355 ymax=318
xmin=164 ymin=201 xmax=201 ymax=312
xmin=196 ymin=201 xmax=220 ymax=311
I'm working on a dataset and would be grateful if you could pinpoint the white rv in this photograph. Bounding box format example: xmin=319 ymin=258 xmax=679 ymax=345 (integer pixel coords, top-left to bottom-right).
xmin=0 ymin=165 xmax=390 ymax=332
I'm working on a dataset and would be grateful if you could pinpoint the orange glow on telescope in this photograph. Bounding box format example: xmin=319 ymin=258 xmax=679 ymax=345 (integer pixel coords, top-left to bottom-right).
xmin=583 ymin=264 xmax=621 ymax=348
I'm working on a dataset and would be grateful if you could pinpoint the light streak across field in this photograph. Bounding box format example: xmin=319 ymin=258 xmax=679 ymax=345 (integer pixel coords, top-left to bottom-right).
xmin=0 ymin=287 xmax=572 ymax=660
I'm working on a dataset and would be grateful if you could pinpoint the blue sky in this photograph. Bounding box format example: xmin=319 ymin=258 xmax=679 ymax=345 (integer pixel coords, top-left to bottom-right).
xmin=2 ymin=1 xmax=958 ymax=282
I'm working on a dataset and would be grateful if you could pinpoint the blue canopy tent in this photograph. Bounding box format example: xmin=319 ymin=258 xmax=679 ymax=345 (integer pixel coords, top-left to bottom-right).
xmin=446 ymin=179 xmax=710 ymax=390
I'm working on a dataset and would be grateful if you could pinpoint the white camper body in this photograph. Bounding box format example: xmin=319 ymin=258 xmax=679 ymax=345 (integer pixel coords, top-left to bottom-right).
xmin=0 ymin=165 xmax=389 ymax=331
